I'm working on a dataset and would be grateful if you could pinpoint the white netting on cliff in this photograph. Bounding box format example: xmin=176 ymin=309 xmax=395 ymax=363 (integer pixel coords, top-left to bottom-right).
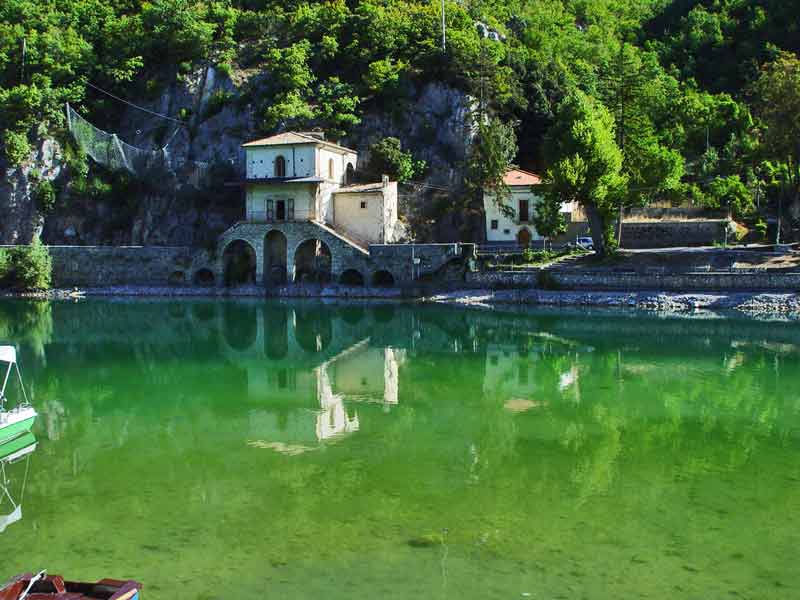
xmin=66 ymin=103 xmax=210 ymax=185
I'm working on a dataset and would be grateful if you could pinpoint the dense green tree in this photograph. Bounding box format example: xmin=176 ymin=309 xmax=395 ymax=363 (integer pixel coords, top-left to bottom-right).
xmin=466 ymin=116 xmax=518 ymax=206
xmin=543 ymin=91 xmax=627 ymax=257
xmin=752 ymin=51 xmax=800 ymax=241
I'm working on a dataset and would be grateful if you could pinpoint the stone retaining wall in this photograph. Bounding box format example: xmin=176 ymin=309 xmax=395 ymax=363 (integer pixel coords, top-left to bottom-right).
xmin=2 ymin=239 xmax=475 ymax=289
xmin=466 ymin=269 xmax=800 ymax=291
xmin=621 ymin=220 xmax=727 ymax=249
xmin=0 ymin=245 xmax=215 ymax=287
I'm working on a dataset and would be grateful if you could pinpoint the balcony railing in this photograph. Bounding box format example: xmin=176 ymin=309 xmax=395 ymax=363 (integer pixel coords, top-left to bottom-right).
xmin=247 ymin=208 xmax=314 ymax=223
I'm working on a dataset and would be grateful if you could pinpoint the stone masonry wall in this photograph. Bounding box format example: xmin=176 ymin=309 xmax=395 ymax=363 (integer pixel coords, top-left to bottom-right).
xmin=620 ymin=220 xmax=727 ymax=249
xmin=0 ymin=245 xmax=216 ymax=287
xmin=465 ymin=269 xmax=800 ymax=291
xmin=219 ymin=221 xmax=475 ymax=286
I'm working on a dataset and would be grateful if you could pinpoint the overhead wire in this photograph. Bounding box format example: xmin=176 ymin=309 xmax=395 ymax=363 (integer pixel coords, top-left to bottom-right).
xmin=85 ymin=81 xmax=188 ymax=126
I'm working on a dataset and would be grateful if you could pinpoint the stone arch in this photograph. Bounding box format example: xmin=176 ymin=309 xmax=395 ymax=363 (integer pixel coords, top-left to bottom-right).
xmin=193 ymin=268 xmax=215 ymax=287
xmin=345 ymin=162 xmax=355 ymax=185
xmin=339 ymin=269 xmax=365 ymax=286
xmin=223 ymin=240 xmax=257 ymax=287
xmin=264 ymin=230 xmax=288 ymax=286
xmin=294 ymin=306 xmax=333 ymax=353
xmin=275 ymin=155 xmax=286 ymax=177
xmin=372 ymin=270 xmax=396 ymax=287
xmin=294 ymin=238 xmax=332 ymax=284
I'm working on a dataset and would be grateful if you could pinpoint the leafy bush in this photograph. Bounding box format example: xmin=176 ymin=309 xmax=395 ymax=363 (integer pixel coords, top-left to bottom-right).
xmin=0 ymin=249 xmax=9 ymax=281
xmin=366 ymin=137 xmax=425 ymax=183
xmin=203 ymin=89 xmax=234 ymax=120
xmin=522 ymin=249 xmax=556 ymax=264
xmin=755 ymin=218 xmax=768 ymax=240
xmin=4 ymin=239 xmax=53 ymax=290
xmin=4 ymin=130 xmax=31 ymax=167
xmin=34 ymin=180 xmax=56 ymax=214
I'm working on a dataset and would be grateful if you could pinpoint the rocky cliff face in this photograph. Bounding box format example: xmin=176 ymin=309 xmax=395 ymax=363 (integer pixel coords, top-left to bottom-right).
xmin=4 ymin=65 xmax=474 ymax=246
xmin=0 ymin=137 xmax=63 ymax=244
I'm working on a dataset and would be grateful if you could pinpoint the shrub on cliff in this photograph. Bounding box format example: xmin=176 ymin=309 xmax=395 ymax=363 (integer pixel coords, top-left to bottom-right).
xmin=0 ymin=250 xmax=9 ymax=281
xmin=3 ymin=131 xmax=31 ymax=167
xmin=4 ymin=239 xmax=53 ymax=290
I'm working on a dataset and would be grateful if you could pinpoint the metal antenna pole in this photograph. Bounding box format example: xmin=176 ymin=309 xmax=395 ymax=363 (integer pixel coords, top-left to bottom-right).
xmin=441 ymin=0 xmax=446 ymax=51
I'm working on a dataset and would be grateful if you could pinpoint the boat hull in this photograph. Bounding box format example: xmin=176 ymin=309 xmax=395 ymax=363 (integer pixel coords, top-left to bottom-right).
xmin=0 ymin=412 xmax=36 ymax=446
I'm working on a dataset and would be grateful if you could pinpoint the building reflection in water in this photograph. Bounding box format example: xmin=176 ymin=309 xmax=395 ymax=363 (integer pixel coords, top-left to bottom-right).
xmin=240 ymin=305 xmax=405 ymax=452
xmin=0 ymin=433 xmax=37 ymax=534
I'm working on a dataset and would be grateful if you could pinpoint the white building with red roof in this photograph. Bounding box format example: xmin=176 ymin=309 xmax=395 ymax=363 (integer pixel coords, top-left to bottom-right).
xmin=483 ymin=168 xmax=573 ymax=246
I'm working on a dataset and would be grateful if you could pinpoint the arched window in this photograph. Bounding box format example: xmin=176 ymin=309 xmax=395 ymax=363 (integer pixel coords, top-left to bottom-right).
xmin=328 ymin=158 xmax=335 ymax=180
xmin=345 ymin=163 xmax=355 ymax=184
xmin=275 ymin=155 xmax=286 ymax=178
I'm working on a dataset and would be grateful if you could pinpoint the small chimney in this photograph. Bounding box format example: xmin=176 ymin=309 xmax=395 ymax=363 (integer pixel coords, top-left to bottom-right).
xmin=382 ymin=174 xmax=390 ymax=188
xmin=301 ymin=131 xmax=326 ymax=141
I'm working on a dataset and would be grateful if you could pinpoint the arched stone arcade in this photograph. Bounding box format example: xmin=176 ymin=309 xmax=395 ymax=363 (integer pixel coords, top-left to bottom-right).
xmin=339 ymin=269 xmax=365 ymax=286
xmin=264 ymin=230 xmax=288 ymax=286
xmin=222 ymin=239 xmax=257 ymax=287
xmin=216 ymin=222 xmax=372 ymax=287
xmin=294 ymin=238 xmax=332 ymax=284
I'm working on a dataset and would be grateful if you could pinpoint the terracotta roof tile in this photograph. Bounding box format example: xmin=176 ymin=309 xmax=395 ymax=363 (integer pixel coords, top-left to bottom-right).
xmin=333 ymin=182 xmax=387 ymax=193
xmin=503 ymin=169 xmax=542 ymax=186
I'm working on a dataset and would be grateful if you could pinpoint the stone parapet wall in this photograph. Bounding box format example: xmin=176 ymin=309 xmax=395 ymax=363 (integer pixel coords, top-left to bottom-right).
xmin=466 ymin=269 xmax=800 ymax=291
xmin=464 ymin=270 xmax=539 ymax=288
xmin=0 ymin=245 xmax=215 ymax=287
xmin=369 ymin=243 xmax=475 ymax=283
xmin=549 ymin=270 xmax=800 ymax=291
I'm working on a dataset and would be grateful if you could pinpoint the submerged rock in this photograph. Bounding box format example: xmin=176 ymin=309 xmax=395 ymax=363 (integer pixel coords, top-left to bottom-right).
xmin=407 ymin=533 xmax=443 ymax=548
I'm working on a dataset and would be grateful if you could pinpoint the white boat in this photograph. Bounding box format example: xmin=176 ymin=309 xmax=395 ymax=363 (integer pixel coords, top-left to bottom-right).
xmin=0 ymin=346 xmax=37 ymax=445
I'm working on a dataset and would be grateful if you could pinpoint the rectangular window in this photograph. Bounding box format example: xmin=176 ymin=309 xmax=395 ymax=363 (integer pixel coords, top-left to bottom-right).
xmin=266 ymin=199 xmax=274 ymax=222
xmin=360 ymin=201 xmax=367 ymax=209
xmin=276 ymin=200 xmax=286 ymax=221
xmin=490 ymin=219 xmax=499 ymax=230
xmin=288 ymin=198 xmax=295 ymax=220
xmin=519 ymin=199 xmax=530 ymax=222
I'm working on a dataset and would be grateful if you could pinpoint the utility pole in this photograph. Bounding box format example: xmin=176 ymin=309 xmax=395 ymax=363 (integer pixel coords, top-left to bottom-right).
xmin=441 ymin=0 xmax=446 ymax=51
xmin=21 ymin=37 xmax=26 ymax=84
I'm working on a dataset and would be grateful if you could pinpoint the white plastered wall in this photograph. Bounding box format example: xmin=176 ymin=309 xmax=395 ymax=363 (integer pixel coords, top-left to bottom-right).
xmin=245 ymin=145 xmax=316 ymax=179
xmin=333 ymin=191 xmax=386 ymax=244
xmin=483 ymin=186 xmax=542 ymax=242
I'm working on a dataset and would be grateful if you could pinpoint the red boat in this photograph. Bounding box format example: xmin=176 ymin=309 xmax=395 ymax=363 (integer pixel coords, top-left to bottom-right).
xmin=0 ymin=572 xmax=141 ymax=600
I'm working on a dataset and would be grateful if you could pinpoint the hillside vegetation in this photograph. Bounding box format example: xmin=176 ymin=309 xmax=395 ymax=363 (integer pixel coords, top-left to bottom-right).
xmin=1 ymin=0 xmax=799 ymax=251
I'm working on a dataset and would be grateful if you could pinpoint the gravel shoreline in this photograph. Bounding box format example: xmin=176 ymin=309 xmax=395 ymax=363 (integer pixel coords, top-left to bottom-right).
xmin=424 ymin=288 xmax=800 ymax=317
xmin=3 ymin=285 xmax=800 ymax=317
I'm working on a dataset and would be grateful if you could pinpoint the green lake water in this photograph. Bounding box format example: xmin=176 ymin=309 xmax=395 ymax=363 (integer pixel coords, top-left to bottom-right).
xmin=0 ymin=299 xmax=798 ymax=599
